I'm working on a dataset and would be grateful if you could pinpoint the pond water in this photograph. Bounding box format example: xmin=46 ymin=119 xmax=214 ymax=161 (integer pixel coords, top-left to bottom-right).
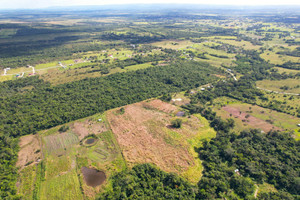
xmin=81 ymin=167 xmax=106 ymax=187
xmin=85 ymin=138 xmax=95 ymax=144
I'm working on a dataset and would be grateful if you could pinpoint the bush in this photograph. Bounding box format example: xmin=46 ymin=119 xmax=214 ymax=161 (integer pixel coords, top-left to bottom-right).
xmin=58 ymin=125 xmax=69 ymax=133
xmin=171 ymin=118 xmax=182 ymax=128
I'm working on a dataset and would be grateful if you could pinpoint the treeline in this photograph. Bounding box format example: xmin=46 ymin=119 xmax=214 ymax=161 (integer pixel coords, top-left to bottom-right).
xmin=277 ymin=47 xmax=300 ymax=57
xmin=0 ymin=42 xmax=119 ymax=69
xmin=277 ymin=61 xmax=300 ymax=70
xmin=98 ymin=164 xmax=196 ymax=200
xmin=101 ymin=32 xmax=165 ymax=44
xmin=191 ymin=78 xmax=264 ymax=105
xmin=86 ymin=50 xmax=177 ymax=75
xmin=0 ymin=61 xmax=219 ymax=199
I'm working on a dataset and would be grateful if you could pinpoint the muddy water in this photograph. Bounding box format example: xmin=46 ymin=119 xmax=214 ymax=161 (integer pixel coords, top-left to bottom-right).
xmin=85 ymin=138 xmax=95 ymax=144
xmin=81 ymin=167 xmax=106 ymax=187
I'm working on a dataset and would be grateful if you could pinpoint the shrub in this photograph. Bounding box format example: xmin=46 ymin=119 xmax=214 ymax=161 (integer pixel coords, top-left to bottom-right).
xmin=171 ymin=118 xmax=182 ymax=128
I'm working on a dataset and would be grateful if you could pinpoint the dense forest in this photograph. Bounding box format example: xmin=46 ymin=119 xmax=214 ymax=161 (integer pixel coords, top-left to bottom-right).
xmin=98 ymin=164 xmax=196 ymax=200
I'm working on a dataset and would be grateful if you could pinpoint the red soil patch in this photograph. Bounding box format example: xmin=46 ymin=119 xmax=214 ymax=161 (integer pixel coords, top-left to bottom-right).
xmin=17 ymin=135 xmax=41 ymax=169
xmin=107 ymin=100 xmax=193 ymax=173
xmin=223 ymin=106 xmax=282 ymax=132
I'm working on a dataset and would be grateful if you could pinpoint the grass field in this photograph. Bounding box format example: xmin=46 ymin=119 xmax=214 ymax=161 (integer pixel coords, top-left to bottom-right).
xmin=152 ymin=40 xmax=193 ymax=49
xmin=260 ymin=50 xmax=300 ymax=65
xmin=274 ymin=67 xmax=300 ymax=74
xmin=18 ymin=165 xmax=37 ymax=200
xmin=256 ymin=78 xmax=300 ymax=94
xmin=212 ymin=97 xmax=299 ymax=134
xmin=255 ymin=92 xmax=300 ymax=117
xmin=40 ymin=170 xmax=83 ymax=200
xmin=215 ymin=39 xmax=262 ymax=50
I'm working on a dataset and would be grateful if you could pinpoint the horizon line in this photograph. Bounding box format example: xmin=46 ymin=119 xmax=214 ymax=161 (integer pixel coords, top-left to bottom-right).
xmin=1 ymin=3 xmax=300 ymax=11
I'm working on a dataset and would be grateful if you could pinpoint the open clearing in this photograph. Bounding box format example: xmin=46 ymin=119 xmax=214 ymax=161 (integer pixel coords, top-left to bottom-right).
xmin=212 ymin=97 xmax=300 ymax=134
xmin=152 ymin=40 xmax=193 ymax=49
xmin=107 ymin=99 xmax=216 ymax=183
xmin=222 ymin=106 xmax=281 ymax=132
xmin=256 ymin=79 xmax=300 ymax=94
xmin=17 ymin=112 xmax=125 ymax=199
xmin=17 ymin=135 xmax=41 ymax=170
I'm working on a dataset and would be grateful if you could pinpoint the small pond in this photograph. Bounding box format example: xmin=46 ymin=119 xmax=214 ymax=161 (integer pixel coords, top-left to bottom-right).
xmin=81 ymin=167 xmax=106 ymax=187
xmin=85 ymin=138 xmax=96 ymax=145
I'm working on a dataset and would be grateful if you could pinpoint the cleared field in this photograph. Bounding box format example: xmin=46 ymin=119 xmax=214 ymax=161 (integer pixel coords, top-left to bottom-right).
xmin=17 ymin=135 xmax=41 ymax=169
xmin=261 ymin=50 xmax=300 ymax=65
xmin=222 ymin=106 xmax=281 ymax=132
xmin=215 ymin=39 xmax=261 ymax=50
xmin=40 ymin=170 xmax=83 ymax=200
xmin=43 ymin=132 xmax=79 ymax=154
xmin=71 ymin=119 xmax=108 ymax=141
xmin=152 ymin=40 xmax=193 ymax=49
xmin=45 ymin=155 xmax=72 ymax=179
xmin=256 ymin=92 xmax=300 ymax=116
xmin=274 ymin=67 xmax=300 ymax=74
xmin=18 ymin=112 xmax=125 ymax=199
xmin=41 ymin=61 xmax=155 ymax=85
xmin=256 ymin=78 xmax=300 ymax=94
xmin=107 ymin=99 xmax=216 ymax=183
xmin=212 ymin=97 xmax=300 ymax=134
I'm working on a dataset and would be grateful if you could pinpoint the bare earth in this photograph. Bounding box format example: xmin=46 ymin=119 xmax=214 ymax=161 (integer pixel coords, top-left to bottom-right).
xmin=17 ymin=135 xmax=41 ymax=169
xmin=146 ymin=99 xmax=177 ymax=113
xmin=107 ymin=100 xmax=193 ymax=173
xmin=72 ymin=120 xmax=108 ymax=140
xmin=223 ymin=106 xmax=281 ymax=132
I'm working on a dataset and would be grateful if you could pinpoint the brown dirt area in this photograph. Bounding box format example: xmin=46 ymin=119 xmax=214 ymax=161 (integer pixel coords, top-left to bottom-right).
xmin=107 ymin=100 xmax=194 ymax=173
xmin=72 ymin=120 xmax=108 ymax=140
xmin=223 ymin=106 xmax=282 ymax=132
xmin=146 ymin=99 xmax=177 ymax=113
xmin=17 ymin=135 xmax=41 ymax=170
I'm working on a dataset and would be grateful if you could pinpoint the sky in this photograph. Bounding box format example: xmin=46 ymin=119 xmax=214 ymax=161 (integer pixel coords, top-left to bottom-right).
xmin=1 ymin=0 xmax=300 ymax=9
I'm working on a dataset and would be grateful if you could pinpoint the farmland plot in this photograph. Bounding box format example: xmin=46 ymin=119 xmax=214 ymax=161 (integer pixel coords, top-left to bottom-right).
xmin=43 ymin=132 xmax=79 ymax=154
